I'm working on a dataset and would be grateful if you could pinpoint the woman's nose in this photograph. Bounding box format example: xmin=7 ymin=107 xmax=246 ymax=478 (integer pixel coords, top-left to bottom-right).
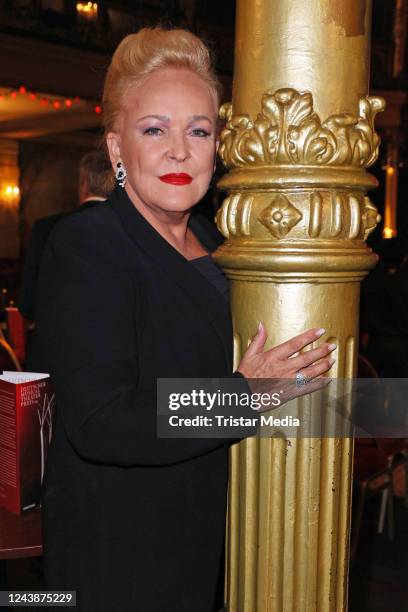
xmin=167 ymin=133 xmax=190 ymax=162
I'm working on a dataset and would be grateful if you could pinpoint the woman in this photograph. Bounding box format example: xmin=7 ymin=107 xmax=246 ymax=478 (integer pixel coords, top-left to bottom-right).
xmin=32 ymin=28 xmax=335 ymax=611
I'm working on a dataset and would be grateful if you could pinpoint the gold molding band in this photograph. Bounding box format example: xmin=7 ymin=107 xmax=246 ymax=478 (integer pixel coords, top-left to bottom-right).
xmin=215 ymin=191 xmax=380 ymax=243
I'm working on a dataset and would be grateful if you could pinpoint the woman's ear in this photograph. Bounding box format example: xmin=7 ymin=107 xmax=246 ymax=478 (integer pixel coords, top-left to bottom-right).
xmin=106 ymin=132 xmax=121 ymax=168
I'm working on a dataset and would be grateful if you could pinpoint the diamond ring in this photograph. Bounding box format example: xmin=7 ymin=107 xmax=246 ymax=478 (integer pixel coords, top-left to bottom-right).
xmin=295 ymin=371 xmax=310 ymax=386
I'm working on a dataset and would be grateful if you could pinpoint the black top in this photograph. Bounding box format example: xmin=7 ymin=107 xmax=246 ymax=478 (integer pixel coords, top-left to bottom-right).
xmin=190 ymin=254 xmax=229 ymax=302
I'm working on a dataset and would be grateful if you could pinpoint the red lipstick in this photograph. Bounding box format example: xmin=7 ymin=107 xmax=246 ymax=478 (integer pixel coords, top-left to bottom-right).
xmin=159 ymin=173 xmax=192 ymax=185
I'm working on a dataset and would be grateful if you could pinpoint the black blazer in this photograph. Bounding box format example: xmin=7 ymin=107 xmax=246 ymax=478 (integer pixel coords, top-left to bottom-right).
xmin=30 ymin=187 xmax=247 ymax=612
xmin=18 ymin=201 xmax=102 ymax=321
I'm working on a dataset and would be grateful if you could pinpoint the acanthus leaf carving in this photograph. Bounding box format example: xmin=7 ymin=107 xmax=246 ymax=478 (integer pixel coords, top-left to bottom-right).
xmin=218 ymin=88 xmax=385 ymax=169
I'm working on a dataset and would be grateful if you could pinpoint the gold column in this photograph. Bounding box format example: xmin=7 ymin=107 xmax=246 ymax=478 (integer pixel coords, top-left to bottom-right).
xmin=214 ymin=1 xmax=384 ymax=610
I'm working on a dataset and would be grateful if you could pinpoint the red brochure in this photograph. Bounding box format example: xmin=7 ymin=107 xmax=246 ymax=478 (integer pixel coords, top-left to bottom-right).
xmin=0 ymin=372 xmax=55 ymax=515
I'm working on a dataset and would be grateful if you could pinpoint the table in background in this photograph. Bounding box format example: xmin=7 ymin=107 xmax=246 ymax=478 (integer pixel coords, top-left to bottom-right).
xmin=0 ymin=507 xmax=42 ymax=588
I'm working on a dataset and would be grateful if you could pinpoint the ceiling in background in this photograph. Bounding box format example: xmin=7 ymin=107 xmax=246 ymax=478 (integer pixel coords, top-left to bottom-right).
xmin=0 ymin=86 xmax=101 ymax=141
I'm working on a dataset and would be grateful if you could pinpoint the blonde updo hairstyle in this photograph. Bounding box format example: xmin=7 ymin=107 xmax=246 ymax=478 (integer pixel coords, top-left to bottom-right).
xmin=102 ymin=27 xmax=222 ymax=136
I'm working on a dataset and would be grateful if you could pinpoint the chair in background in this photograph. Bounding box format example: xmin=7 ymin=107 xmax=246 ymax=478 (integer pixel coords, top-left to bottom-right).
xmin=350 ymin=354 xmax=408 ymax=564
xmin=5 ymin=307 xmax=27 ymax=365
xmin=0 ymin=327 xmax=22 ymax=372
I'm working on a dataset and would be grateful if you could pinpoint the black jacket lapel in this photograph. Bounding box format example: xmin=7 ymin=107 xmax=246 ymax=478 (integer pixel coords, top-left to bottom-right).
xmin=109 ymin=187 xmax=233 ymax=370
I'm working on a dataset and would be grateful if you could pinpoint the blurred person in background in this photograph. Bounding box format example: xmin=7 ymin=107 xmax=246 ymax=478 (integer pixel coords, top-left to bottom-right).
xmin=18 ymin=150 xmax=113 ymax=323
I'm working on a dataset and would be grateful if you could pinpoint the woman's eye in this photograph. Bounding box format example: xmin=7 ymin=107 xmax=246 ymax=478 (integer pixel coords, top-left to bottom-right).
xmin=143 ymin=127 xmax=163 ymax=136
xmin=191 ymin=128 xmax=211 ymax=137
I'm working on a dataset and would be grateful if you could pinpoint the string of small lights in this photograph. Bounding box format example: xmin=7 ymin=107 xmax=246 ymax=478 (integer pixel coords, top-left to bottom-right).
xmin=0 ymin=86 xmax=102 ymax=114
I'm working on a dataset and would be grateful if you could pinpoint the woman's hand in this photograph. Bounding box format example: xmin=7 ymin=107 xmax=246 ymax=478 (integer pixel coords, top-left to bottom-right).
xmin=237 ymin=323 xmax=336 ymax=405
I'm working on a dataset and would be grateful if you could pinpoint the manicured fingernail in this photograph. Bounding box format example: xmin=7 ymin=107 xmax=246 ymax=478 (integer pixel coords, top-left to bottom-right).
xmin=315 ymin=328 xmax=326 ymax=336
xmin=258 ymin=321 xmax=263 ymax=332
xmin=328 ymin=343 xmax=337 ymax=351
xmin=329 ymin=357 xmax=336 ymax=365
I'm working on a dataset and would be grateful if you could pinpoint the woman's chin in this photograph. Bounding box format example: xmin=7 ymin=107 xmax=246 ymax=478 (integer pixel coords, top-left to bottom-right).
xmin=161 ymin=203 xmax=197 ymax=215
xmin=156 ymin=183 xmax=205 ymax=208
xmin=127 ymin=185 xmax=201 ymax=214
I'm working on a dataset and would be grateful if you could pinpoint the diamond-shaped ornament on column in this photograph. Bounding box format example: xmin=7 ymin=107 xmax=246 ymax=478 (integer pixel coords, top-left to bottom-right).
xmin=260 ymin=194 xmax=302 ymax=238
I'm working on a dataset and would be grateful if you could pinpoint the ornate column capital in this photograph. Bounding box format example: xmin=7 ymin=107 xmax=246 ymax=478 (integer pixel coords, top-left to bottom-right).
xmin=219 ymin=89 xmax=385 ymax=170
xmin=215 ymin=89 xmax=385 ymax=281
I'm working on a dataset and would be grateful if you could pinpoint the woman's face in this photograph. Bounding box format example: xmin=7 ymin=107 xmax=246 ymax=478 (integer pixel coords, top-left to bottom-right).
xmin=107 ymin=67 xmax=219 ymax=217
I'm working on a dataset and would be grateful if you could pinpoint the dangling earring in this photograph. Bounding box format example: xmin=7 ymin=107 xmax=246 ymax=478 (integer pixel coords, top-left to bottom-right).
xmin=115 ymin=160 xmax=127 ymax=188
